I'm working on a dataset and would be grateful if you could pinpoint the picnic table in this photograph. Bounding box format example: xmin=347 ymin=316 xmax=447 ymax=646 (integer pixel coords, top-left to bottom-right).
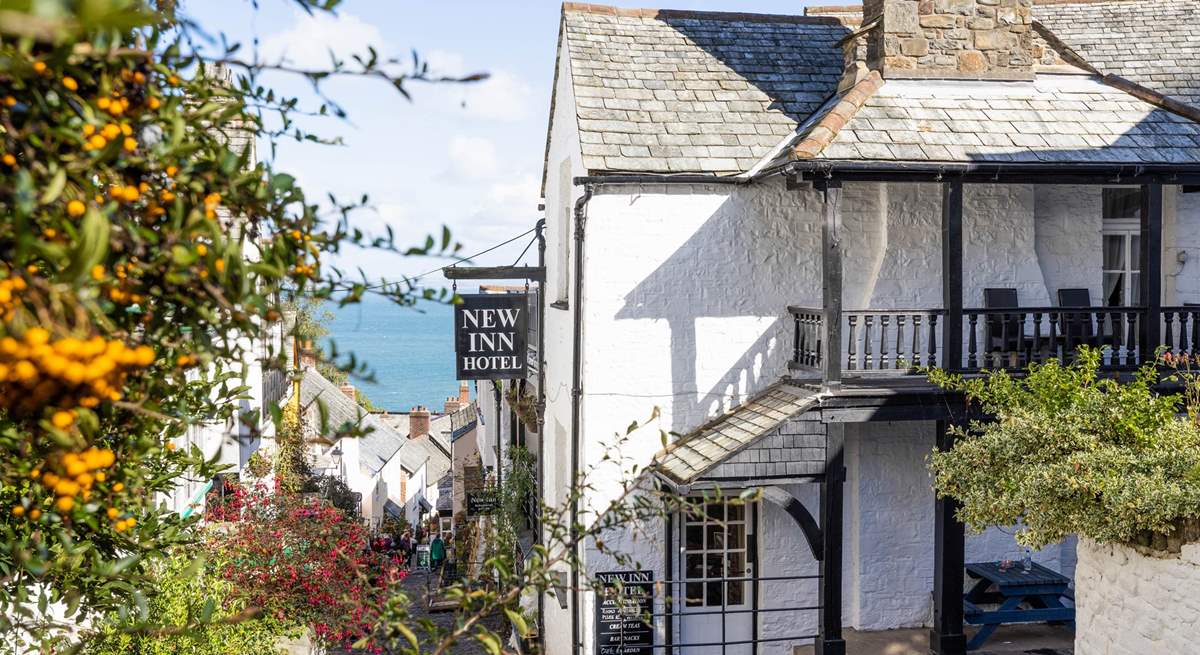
xmin=963 ymin=561 xmax=1075 ymax=651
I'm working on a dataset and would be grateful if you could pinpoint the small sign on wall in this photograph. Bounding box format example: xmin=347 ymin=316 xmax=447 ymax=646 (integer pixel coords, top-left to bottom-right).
xmin=454 ymin=293 xmax=529 ymax=380
xmin=595 ymin=570 xmax=654 ymax=655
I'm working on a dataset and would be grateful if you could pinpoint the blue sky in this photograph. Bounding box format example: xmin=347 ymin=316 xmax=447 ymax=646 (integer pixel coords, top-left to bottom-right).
xmin=187 ymin=1 xmax=819 ymax=288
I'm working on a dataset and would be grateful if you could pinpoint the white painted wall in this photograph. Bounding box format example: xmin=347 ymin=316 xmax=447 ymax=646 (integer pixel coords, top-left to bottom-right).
xmin=1075 ymin=538 xmax=1200 ymax=655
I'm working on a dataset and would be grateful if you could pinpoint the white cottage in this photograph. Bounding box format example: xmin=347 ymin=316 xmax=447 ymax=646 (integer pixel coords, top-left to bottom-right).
xmin=535 ymin=1 xmax=1200 ymax=654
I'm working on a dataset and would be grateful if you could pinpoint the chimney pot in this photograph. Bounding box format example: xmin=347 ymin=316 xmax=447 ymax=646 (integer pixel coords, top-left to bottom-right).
xmin=458 ymin=381 xmax=470 ymax=404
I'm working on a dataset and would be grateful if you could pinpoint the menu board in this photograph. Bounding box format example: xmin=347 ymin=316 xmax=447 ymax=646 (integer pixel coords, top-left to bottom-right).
xmin=595 ymin=570 xmax=654 ymax=655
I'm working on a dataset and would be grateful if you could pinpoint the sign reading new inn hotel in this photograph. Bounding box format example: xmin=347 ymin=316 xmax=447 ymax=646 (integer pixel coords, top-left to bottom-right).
xmin=454 ymin=293 xmax=528 ymax=380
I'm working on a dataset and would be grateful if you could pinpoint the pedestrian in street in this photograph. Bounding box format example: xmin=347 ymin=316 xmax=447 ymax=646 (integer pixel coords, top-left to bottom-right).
xmin=398 ymin=531 xmax=412 ymax=569
xmin=430 ymin=532 xmax=446 ymax=574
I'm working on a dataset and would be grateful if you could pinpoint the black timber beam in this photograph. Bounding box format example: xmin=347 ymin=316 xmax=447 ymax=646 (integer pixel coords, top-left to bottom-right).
xmin=815 ymin=423 xmax=846 ymax=655
xmin=816 ymin=179 xmax=844 ymax=390
xmin=930 ymin=420 xmax=967 ymax=655
xmin=942 ymin=181 xmax=964 ymax=372
xmin=443 ymin=266 xmax=545 ymax=281
xmin=1140 ymin=183 xmax=1164 ymax=363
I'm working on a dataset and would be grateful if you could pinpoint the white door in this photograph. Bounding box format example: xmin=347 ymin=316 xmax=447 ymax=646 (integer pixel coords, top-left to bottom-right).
xmin=678 ymin=499 xmax=755 ymax=655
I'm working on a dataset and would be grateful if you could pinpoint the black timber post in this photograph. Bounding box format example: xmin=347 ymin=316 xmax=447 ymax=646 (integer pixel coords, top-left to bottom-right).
xmin=818 ymin=180 xmax=844 ymax=390
xmin=942 ymin=181 xmax=964 ymax=371
xmin=816 ymin=423 xmax=846 ymax=655
xmin=930 ymin=420 xmax=967 ymax=655
xmin=1140 ymin=183 xmax=1164 ymax=363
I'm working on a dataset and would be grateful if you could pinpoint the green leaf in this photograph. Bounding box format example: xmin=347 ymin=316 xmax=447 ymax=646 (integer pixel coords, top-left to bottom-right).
xmin=62 ymin=207 xmax=110 ymax=282
xmin=39 ymin=168 xmax=66 ymax=205
xmin=505 ymin=608 xmax=529 ymax=637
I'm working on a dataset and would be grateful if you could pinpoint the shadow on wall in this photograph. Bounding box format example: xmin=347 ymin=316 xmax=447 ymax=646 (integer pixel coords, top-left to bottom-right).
xmin=615 ymin=186 xmax=821 ymax=434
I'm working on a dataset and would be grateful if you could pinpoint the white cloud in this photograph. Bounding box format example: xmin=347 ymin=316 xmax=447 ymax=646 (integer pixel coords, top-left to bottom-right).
xmin=260 ymin=11 xmax=386 ymax=70
xmin=426 ymin=49 xmax=534 ymax=122
xmin=445 ymin=135 xmax=501 ymax=180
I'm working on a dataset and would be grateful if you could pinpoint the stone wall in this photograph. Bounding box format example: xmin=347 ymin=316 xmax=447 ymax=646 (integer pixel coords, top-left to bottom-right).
xmin=1075 ymin=538 xmax=1200 ymax=654
xmin=862 ymin=0 xmax=1034 ymax=80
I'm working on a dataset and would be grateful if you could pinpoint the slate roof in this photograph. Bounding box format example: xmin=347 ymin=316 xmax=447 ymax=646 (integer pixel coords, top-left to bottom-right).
xmin=652 ymin=382 xmax=821 ymax=484
xmin=781 ymin=73 xmax=1200 ymax=166
xmin=1035 ymin=0 xmax=1200 ymax=106
xmin=298 ymin=367 xmax=406 ymax=478
xmin=376 ymin=413 xmax=454 ymax=483
xmin=560 ymin=4 xmax=850 ymax=174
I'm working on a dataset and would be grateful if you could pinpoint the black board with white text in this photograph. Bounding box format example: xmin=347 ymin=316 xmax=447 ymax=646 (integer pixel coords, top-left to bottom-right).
xmin=454 ymin=293 xmax=529 ymax=380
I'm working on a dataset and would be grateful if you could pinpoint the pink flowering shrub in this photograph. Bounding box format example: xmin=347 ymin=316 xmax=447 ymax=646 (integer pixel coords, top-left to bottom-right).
xmin=204 ymin=482 xmax=405 ymax=648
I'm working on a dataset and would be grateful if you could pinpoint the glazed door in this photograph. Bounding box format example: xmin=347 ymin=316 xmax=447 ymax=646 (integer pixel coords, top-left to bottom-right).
xmin=677 ymin=499 xmax=755 ymax=655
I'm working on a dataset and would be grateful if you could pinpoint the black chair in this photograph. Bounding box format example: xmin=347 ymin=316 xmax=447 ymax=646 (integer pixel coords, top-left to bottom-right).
xmin=1057 ymin=288 xmax=1098 ymax=347
xmin=983 ymin=288 xmax=1022 ymax=353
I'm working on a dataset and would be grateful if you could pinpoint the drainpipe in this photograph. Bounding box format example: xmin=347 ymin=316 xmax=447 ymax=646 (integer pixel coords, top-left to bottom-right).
xmin=570 ymin=183 xmax=593 ymax=655
xmin=535 ymin=218 xmax=547 ymax=645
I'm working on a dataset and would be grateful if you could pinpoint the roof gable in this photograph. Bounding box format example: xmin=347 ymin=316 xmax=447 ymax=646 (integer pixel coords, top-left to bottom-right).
xmin=560 ymin=4 xmax=850 ymax=174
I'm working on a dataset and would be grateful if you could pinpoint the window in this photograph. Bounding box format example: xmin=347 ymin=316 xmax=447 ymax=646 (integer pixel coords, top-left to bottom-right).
xmin=556 ymin=158 xmax=571 ymax=304
xmin=682 ymin=501 xmax=750 ymax=607
xmin=1102 ymin=188 xmax=1142 ymax=307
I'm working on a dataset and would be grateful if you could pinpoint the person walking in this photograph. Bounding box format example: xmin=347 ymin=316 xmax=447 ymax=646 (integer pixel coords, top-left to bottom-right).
xmin=430 ymin=532 xmax=446 ymax=574
xmin=398 ymin=531 xmax=412 ymax=570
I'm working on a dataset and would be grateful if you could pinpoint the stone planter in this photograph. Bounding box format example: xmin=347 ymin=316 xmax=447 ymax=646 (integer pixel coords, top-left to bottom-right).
xmin=1074 ymin=537 xmax=1200 ymax=654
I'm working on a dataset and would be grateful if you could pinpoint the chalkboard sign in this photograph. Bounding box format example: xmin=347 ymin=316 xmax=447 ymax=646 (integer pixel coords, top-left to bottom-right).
xmin=454 ymin=293 xmax=529 ymax=380
xmin=415 ymin=545 xmax=431 ymax=570
xmin=594 ymin=570 xmax=654 ymax=655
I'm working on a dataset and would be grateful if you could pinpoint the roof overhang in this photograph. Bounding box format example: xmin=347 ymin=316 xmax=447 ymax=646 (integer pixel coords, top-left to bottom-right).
xmin=779 ymin=160 xmax=1200 ymax=186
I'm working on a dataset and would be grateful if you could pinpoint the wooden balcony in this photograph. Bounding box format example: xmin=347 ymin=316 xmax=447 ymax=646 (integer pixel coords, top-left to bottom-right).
xmin=789 ymin=305 xmax=1200 ymax=383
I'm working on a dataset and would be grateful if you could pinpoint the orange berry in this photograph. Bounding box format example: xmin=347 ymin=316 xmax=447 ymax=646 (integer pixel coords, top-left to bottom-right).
xmin=112 ymin=482 xmax=124 ymax=492
xmin=2 ymin=154 xmax=15 ymax=166
xmin=148 ymin=97 xmax=161 ymax=110
xmin=82 ymin=124 xmax=95 ymax=136
xmin=94 ymin=471 xmax=106 ymax=482
xmin=196 ymin=244 xmax=207 ymax=256
xmin=12 ymin=505 xmax=24 ymax=517
xmin=123 ymin=137 xmax=137 ymax=152
xmin=106 ymin=507 xmax=118 ymax=519
xmin=166 ymin=442 xmax=176 ymax=451
xmin=3 ymin=96 xmax=15 ymax=107
xmin=165 ymin=165 xmax=178 ymax=177
xmin=97 ymin=97 xmax=111 ymax=110
xmin=32 ymin=61 xmax=46 ymax=74
xmin=55 ymin=497 xmax=74 ymax=513
xmin=88 ymin=134 xmax=107 ymax=149
xmin=67 ymin=200 xmax=86 ymax=217
xmin=91 ymin=265 xmax=105 ymax=281
xmin=29 ymin=508 xmax=41 ymax=520
xmin=214 ymin=259 xmax=225 ymax=273
xmin=61 ymin=76 xmax=78 ymax=91
xmin=120 ymin=186 xmax=139 ymax=202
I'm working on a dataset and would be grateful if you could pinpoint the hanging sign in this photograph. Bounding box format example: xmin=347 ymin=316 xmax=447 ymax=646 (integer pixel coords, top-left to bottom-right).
xmin=466 ymin=489 xmax=500 ymax=516
xmin=594 ymin=570 xmax=655 ymax=655
xmin=454 ymin=293 xmax=529 ymax=380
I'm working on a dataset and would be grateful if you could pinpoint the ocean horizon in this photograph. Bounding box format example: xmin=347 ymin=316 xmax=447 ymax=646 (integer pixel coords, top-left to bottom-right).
xmin=325 ymin=295 xmax=459 ymax=413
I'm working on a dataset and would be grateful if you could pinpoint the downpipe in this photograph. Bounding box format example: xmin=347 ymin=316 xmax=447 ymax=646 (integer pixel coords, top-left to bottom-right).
xmin=570 ymin=183 xmax=593 ymax=655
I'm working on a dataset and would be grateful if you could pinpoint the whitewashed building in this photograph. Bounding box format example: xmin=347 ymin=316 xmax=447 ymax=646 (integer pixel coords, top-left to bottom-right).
xmin=536 ymin=2 xmax=1200 ymax=655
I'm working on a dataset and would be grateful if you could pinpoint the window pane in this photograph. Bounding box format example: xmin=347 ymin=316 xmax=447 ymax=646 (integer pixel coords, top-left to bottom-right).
xmin=1131 ymin=235 xmax=1141 ymax=269
xmin=1103 ymin=235 xmax=1125 ymax=270
xmin=726 ymin=524 xmax=745 ymax=549
xmin=1104 ymin=273 xmax=1124 ymax=307
xmin=685 ymin=582 xmax=703 ymax=607
xmin=686 ymin=554 xmax=703 ymax=579
xmin=1103 ymin=188 xmax=1141 ymax=219
xmin=706 ymin=502 xmax=724 ymax=521
xmin=686 ymin=525 xmax=702 ymax=550
xmin=727 ymin=504 xmax=744 ymax=521
xmin=706 ymin=524 xmax=724 ymax=550
xmin=706 ymin=581 xmax=723 ymax=607
xmin=727 ymin=581 xmax=745 ymax=606
xmin=1131 ymin=274 xmax=1141 ymax=305
xmin=726 ymin=552 xmax=745 ymax=579
xmin=706 ymin=553 xmax=723 ymax=578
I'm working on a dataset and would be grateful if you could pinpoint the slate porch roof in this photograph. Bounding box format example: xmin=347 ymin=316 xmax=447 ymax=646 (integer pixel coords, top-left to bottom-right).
xmin=1036 ymin=0 xmax=1200 ymax=107
xmin=553 ymin=1 xmax=1200 ymax=176
xmin=652 ymin=382 xmax=821 ymax=485
xmin=298 ymin=366 xmax=406 ymax=478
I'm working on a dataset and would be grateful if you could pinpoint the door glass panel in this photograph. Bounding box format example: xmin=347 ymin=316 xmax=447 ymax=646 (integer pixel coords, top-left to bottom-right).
xmin=726 ymin=552 xmax=744 ymax=578
xmin=685 ymin=582 xmax=703 ymax=607
xmin=726 ymin=580 xmax=744 ymax=605
xmin=706 ymin=503 xmax=724 ymax=521
xmin=706 ymin=581 xmax=723 ymax=606
xmin=706 ymin=553 xmax=723 ymax=577
xmin=706 ymin=524 xmax=724 ymax=550
xmin=726 ymin=524 xmax=744 ymax=549
xmin=727 ymin=504 xmax=744 ymax=521
xmin=686 ymin=525 xmax=702 ymax=550
xmin=686 ymin=554 xmax=703 ymax=578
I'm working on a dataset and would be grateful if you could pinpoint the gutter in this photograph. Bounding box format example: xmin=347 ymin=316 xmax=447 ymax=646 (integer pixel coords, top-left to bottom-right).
xmin=535 ymin=217 xmax=547 ymax=646
xmin=573 ymin=173 xmax=749 ymax=186
xmin=569 ymin=183 xmax=593 ymax=655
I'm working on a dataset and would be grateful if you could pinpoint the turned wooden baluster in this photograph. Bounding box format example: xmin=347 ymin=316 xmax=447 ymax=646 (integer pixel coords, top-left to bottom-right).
xmin=911 ymin=315 xmax=923 ymax=368
xmin=793 ymin=313 xmax=802 ymax=365
xmin=879 ymin=315 xmax=890 ymax=369
xmin=1048 ymin=312 xmax=1060 ymax=364
xmin=967 ymin=314 xmax=979 ymax=371
xmin=1126 ymin=312 xmax=1138 ymax=365
xmin=1165 ymin=311 xmax=1176 ymax=356
xmin=863 ymin=315 xmax=874 ymax=370
xmin=847 ymin=314 xmax=858 ymax=371
xmin=1032 ymin=312 xmax=1043 ymax=364
xmin=928 ymin=314 xmax=939 ymax=369
xmin=895 ymin=315 xmax=907 ymax=370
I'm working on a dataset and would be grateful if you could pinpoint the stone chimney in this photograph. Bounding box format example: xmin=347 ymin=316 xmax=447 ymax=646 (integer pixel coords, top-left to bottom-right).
xmin=299 ymin=339 xmax=317 ymax=369
xmin=444 ymin=396 xmax=463 ymax=415
xmin=458 ymin=381 xmax=470 ymax=404
xmin=339 ymin=384 xmax=356 ymax=402
xmin=409 ymin=406 xmax=431 ymax=438
xmin=862 ymin=0 xmax=1034 ymax=80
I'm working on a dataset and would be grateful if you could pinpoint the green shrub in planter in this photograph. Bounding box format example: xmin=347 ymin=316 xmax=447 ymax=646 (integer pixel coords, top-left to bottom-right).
xmin=85 ymin=554 xmax=301 ymax=655
xmin=928 ymin=347 xmax=1200 ymax=548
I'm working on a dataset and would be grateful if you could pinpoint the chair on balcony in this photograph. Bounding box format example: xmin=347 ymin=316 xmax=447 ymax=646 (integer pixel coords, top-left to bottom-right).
xmin=1057 ymin=288 xmax=1099 ymax=349
xmin=983 ymin=288 xmax=1023 ymax=355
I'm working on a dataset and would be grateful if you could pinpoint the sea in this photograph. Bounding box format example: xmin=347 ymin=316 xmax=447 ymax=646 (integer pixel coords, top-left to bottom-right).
xmin=325 ymin=295 xmax=458 ymax=413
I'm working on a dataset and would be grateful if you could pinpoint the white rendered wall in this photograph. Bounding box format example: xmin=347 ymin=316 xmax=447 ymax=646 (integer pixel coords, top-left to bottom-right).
xmin=1075 ymin=538 xmax=1200 ymax=654
xmin=1167 ymin=188 xmax=1200 ymax=305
